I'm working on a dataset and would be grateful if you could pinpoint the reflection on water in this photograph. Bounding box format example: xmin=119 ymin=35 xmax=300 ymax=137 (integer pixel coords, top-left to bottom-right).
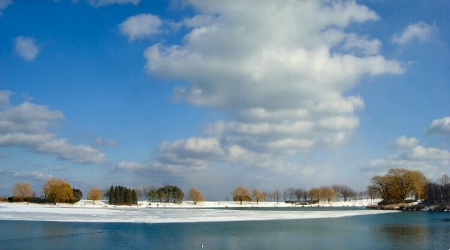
xmin=375 ymin=224 xmax=429 ymax=249
xmin=1 ymin=209 xmax=449 ymax=250
xmin=371 ymin=212 xmax=450 ymax=250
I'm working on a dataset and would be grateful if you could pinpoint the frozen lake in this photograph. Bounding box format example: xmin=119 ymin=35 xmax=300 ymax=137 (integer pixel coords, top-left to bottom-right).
xmin=0 ymin=202 xmax=395 ymax=223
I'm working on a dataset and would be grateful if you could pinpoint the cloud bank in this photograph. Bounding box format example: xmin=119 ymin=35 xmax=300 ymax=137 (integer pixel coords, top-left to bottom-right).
xmin=143 ymin=1 xmax=404 ymax=172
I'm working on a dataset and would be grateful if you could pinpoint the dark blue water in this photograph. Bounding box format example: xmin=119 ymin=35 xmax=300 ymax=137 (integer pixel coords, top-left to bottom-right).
xmin=1 ymin=209 xmax=449 ymax=250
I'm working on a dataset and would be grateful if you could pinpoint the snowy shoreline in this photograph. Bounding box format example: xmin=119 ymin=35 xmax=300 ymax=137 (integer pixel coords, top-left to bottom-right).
xmin=0 ymin=199 xmax=397 ymax=224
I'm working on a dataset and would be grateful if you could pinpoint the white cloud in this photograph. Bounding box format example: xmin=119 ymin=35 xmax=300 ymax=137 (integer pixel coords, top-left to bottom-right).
xmin=364 ymin=136 xmax=450 ymax=179
xmin=35 ymin=139 xmax=105 ymax=164
xmin=0 ymin=91 xmax=105 ymax=164
xmin=0 ymin=0 xmax=12 ymax=16
xmin=157 ymin=137 xmax=224 ymax=168
xmin=0 ymin=169 xmax=53 ymax=180
xmin=144 ymin=1 xmax=403 ymax=172
xmin=88 ymin=0 xmax=139 ymax=7
xmin=392 ymin=21 xmax=437 ymax=45
xmin=119 ymin=14 xmax=162 ymax=42
xmin=14 ymin=36 xmax=39 ymax=61
xmin=426 ymin=116 xmax=450 ymax=136
xmin=392 ymin=136 xmax=420 ymax=149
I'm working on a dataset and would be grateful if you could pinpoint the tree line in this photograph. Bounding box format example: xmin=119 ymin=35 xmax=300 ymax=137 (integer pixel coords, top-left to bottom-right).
xmin=7 ymin=169 xmax=449 ymax=206
xmin=231 ymin=185 xmax=362 ymax=205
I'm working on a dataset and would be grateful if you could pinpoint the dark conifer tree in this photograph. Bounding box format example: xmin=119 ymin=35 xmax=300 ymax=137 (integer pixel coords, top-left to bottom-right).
xmin=131 ymin=189 xmax=138 ymax=205
xmin=109 ymin=186 xmax=114 ymax=204
xmin=114 ymin=186 xmax=120 ymax=205
xmin=124 ymin=188 xmax=131 ymax=205
xmin=118 ymin=186 xmax=125 ymax=204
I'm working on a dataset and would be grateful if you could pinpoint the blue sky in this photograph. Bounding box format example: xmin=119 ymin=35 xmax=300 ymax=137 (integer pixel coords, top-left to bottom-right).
xmin=1 ymin=0 xmax=449 ymax=200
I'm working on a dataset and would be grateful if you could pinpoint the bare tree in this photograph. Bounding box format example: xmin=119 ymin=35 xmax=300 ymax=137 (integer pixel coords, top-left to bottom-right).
xmin=367 ymin=185 xmax=379 ymax=201
xmin=42 ymin=178 xmax=75 ymax=203
xmin=252 ymin=189 xmax=265 ymax=204
xmin=294 ymin=188 xmax=306 ymax=201
xmin=232 ymin=186 xmax=251 ymax=205
xmin=13 ymin=183 xmax=35 ymax=201
xmin=371 ymin=175 xmax=393 ymax=201
xmin=88 ymin=187 xmax=103 ymax=204
xmin=285 ymin=187 xmax=295 ymax=201
xmin=188 ymin=187 xmax=206 ymax=205
xmin=310 ymin=188 xmax=322 ymax=203
xmin=266 ymin=191 xmax=274 ymax=202
xmin=332 ymin=185 xmax=343 ymax=201
xmin=439 ymin=174 xmax=449 ymax=186
xmin=321 ymin=186 xmax=336 ymax=203
xmin=273 ymin=188 xmax=281 ymax=203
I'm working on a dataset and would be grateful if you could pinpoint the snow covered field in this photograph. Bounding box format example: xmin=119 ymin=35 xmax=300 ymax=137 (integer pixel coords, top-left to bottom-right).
xmin=0 ymin=200 xmax=396 ymax=223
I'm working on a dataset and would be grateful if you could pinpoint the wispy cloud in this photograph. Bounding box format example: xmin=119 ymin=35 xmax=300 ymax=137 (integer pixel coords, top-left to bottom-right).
xmin=0 ymin=0 xmax=12 ymax=16
xmin=88 ymin=0 xmax=139 ymax=7
xmin=392 ymin=21 xmax=437 ymax=45
xmin=95 ymin=137 xmax=117 ymax=147
xmin=0 ymin=91 xmax=106 ymax=164
xmin=0 ymin=169 xmax=53 ymax=181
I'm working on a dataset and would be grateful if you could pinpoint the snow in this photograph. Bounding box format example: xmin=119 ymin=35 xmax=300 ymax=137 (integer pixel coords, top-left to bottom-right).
xmin=0 ymin=200 xmax=396 ymax=223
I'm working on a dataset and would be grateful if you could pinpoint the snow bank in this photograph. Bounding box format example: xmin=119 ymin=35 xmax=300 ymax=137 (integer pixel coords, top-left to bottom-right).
xmin=0 ymin=200 xmax=395 ymax=224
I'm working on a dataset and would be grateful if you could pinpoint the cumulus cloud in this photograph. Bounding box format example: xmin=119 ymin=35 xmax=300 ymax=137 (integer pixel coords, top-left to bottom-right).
xmin=142 ymin=1 xmax=403 ymax=171
xmin=392 ymin=21 xmax=437 ymax=45
xmin=392 ymin=136 xmax=420 ymax=149
xmin=119 ymin=14 xmax=162 ymax=42
xmin=426 ymin=116 xmax=450 ymax=136
xmin=0 ymin=91 xmax=105 ymax=164
xmin=364 ymin=136 xmax=450 ymax=179
xmin=14 ymin=36 xmax=39 ymax=61
xmin=88 ymin=0 xmax=139 ymax=7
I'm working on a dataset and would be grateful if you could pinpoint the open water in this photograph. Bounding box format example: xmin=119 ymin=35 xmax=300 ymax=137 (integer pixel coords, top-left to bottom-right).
xmin=0 ymin=207 xmax=449 ymax=250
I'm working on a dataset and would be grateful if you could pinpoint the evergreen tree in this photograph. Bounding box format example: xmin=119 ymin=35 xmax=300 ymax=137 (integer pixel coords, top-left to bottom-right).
xmin=131 ymin=189 xmax=138 ymax=205
xmin=73 ymin=188 xmax=83 ymax=202
xmin=114 ymin=186 xmax=120 ymax=205
xmin=124 ymin=188 xmax=131 ymax=205
xmin=109 ymin=186 xmax=114 ymax=204
xmin=120 ymin=186 xmax=126 ymax=204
